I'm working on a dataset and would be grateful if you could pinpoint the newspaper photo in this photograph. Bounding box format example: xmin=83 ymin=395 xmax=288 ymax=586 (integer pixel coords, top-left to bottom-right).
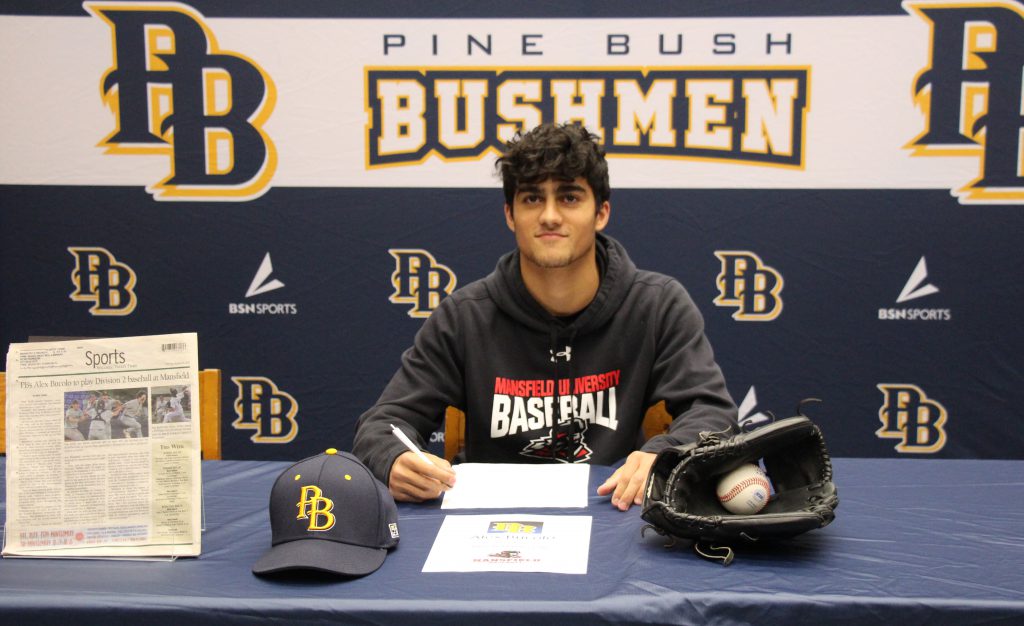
xmin=3 ymin=333 xmax=202 ymax=558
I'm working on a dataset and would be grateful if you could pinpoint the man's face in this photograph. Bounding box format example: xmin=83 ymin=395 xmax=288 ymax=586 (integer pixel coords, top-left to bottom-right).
xmin=504 ymin=177 xmax=610 ymax=271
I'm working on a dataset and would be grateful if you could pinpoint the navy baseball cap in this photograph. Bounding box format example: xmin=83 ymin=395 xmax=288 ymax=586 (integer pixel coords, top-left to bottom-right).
xmin=253 ymin=449 xmax=400 ymax=577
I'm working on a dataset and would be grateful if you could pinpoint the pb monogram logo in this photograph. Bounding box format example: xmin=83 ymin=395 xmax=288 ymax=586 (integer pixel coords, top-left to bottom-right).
xmin=388 ymin=249 xmax=457 ymax=317
xmin=85 ymin=2 xmax=276 ymax=200
xmin=296 ymin=485 xmax=336 ymax=532
xmin=231 ymin=376 xmax=299 ymax=443
xmin=68 ymin=246 xmax=138 ymax=316
xmin=905 ymin=1 xmax=1024 ymax=203
xmin=713 ymin=251 xmax=784 ymax=321
xmin=877 ymin=383 xmax=948 ymax=453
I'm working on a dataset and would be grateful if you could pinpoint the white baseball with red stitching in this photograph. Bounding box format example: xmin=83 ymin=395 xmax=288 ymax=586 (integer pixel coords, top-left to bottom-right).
xmin=716 ymin=463 xmax=771 ymax=514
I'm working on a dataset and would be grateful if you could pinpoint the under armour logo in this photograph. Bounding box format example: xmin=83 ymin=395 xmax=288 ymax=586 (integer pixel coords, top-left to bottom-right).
xmin=550 ymin=347 xmax=572 ymax=362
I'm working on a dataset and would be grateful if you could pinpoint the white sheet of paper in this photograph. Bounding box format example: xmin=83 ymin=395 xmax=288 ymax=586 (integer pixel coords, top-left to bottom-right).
xmin=422 ymin=514 xmax=592 ymax=574
xmin=441 ymin=463 xmax=590 ymax=509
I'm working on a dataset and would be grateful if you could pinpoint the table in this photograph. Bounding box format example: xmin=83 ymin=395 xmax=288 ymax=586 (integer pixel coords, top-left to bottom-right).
xmin=2 ymin=458 xmax=1023 ymax=624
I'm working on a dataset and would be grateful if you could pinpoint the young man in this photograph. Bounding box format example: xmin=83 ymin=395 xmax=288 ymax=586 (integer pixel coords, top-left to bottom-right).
xmin=64 ymin=399 xmax=86 ymax=442
xmin=113 ymin=390 xmax=147 ymax=438
xmin=353 ymin=123 xmax=736 ymax=511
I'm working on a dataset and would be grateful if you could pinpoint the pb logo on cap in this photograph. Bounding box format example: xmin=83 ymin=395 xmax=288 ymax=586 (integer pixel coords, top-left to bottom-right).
xmin=296 ymin=485 xmax=335 ymax=532
xmin=253 ymin=449 xmax=399 ymax=578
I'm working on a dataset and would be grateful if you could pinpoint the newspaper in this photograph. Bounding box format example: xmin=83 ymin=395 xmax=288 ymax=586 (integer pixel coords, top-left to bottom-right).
xmin=3 ymin=333 xmax=202 ymax=558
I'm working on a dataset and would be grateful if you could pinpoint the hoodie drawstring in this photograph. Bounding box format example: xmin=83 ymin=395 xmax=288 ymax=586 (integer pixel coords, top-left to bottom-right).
xmin=549 ymin=326 xmax=578 ymax=461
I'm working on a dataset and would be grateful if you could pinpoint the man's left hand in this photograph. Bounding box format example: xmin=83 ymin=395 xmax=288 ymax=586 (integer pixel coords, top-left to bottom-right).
xmin=596 ymin=450 xmax=657 ymax=511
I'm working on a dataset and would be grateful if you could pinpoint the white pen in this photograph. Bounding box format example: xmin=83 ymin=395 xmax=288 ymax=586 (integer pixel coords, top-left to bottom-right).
xmin=390 ymin=424 xmax=435 ymax=466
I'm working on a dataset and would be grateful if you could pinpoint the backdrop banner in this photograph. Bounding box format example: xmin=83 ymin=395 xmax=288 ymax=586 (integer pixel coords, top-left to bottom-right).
xmin=2 ymin=1 xmax=1022 ymax=460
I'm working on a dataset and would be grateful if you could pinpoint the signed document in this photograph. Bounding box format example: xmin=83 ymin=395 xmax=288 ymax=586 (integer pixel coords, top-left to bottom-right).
xmin=441 ymin=463 xmax=590 ymax=509
xmin=422 ymin=514 xmax=592 ymax=574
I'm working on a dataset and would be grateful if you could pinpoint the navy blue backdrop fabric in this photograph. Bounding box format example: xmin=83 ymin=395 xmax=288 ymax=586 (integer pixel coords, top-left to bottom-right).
xmin=3 ymin=186 xmax=1021 ymax=460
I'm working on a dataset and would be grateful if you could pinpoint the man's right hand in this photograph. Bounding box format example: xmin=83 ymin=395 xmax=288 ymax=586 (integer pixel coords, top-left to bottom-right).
xmin=388 ymin=451 xmax=457 ymax=502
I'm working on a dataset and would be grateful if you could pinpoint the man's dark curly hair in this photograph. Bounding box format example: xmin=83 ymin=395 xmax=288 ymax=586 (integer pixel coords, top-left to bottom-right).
xmin=496 ymin=122 xmax=610 ymax=209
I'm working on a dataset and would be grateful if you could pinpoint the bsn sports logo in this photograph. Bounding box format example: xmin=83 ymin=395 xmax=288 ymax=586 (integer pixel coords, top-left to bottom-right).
xmin=296 ymin=485 xmax=335 ymax=531
xmin=232 ymin=376 xmax=299 ymax=443
xmin=367 ymin=68 xmax=808 ymax=168
xmin=85 ymin=2 xmax=276 ymax=201
xmin=737 ymin=386 xmax=773 ymax=430
xmin=389 ymin=249 xmax=457 ymax=317
xmin=878 ymin=256 xmax=951 ymax=321
xmin=904 ymin=1 xmax=1024 ymax=204
xmin=713 ymin=251 xmax=784 ymax=321
xmin=877 ymin=384 xmax=948 ymax=453
xmin=228 ymin=253 xmax=298 ymax=315
xmin=68 ymin=246 xmax=138 ymax=315
xmin=246 ymin=252 xmax=285 ymax=297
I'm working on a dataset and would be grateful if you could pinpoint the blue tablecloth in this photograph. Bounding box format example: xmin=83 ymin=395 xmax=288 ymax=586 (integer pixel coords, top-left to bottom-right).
xmin=2 ymin=457 xmax=1023 ymax=624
